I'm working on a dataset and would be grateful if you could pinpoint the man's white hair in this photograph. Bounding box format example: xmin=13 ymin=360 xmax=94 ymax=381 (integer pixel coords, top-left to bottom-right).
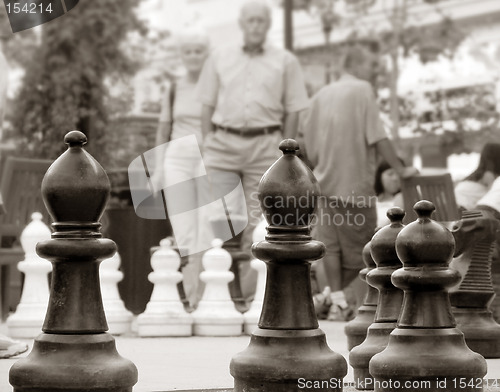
xmin=176 ymin=26 xmax=210 ymax=49
xmin=240 ymin=0 xmax=272 ymax=20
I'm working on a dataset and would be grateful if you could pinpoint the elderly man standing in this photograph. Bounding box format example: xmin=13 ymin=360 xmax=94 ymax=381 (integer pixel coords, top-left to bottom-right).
xmin=197 ymin=0 xmax=309 ymax=297
xmin=303 ymin=45 xmax=417 ymax=320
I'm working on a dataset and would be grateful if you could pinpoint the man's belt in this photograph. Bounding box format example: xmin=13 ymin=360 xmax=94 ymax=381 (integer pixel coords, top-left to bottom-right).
xmin=215 ymin=125 xmax=281 ymax=137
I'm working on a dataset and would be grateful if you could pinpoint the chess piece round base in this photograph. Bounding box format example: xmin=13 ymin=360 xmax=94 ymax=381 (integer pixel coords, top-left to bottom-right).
xmin=370 ymin=328 xmax=486 ymax=392
xmin=192 ymin=297 xmax=244 ymax=336
xmin=10 ymin=333 xmax=137 ymax=392
xmin=454 ymin=307 xmax=500 ymax=358
xmin=344 ymin=304 xmax=376 ymax=351
xmin=6 ymin=314 xmax=44 ymax=339
xmin=243 ymin=316 xmax=258 ymax=335
xmin=104 ymin=310 xmax=134 ymax=336
xmin=349 ymin=322 xmax=395 ymax=390
xmin=231 ymin=328 xmax=347 ymax=392
xmin=137 ymin=314 xmax=193 ymax=337
xmin=7 ymin=302 xmax=48 ymax=338
xmin=194 ymin=323 xmax=243 ymax=336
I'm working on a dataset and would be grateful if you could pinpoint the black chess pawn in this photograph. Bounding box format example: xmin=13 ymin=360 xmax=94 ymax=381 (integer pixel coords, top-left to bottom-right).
xmin=345 ymin=240 xmax=379 ymax=351
xmin=10 ymin=131 xmax=138 ymax=392
xmin=230 ymin=139 xmax=347 ymax=392
xmin=370 ymin=201 xmax=487 ymax=392
xmin=349 ymin=208 xmax=405 ymax=390
xmin=448 ymin=209 xmax=500 ymax=358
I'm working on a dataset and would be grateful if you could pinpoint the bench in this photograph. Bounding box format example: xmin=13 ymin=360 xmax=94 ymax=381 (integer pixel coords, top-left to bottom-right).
xmin=401 ymin=173 xmax=460 ymax=224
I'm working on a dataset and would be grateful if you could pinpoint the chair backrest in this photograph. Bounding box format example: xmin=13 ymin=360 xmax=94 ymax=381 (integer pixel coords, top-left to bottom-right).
xmin=401 ymin=173 xmax=460 ymax=224
xmin=0 ymin=157 xmax=53 ymax=241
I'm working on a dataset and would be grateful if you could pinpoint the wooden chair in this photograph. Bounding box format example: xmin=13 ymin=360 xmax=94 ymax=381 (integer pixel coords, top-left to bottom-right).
xmin=0 ymin=157 xmax=52 ymax=319
xmin=401 ymin=173 xmax=461 ymax=224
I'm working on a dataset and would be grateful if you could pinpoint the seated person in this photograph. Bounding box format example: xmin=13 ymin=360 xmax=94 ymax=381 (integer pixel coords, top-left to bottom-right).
xmin=476 ymin=175 xmax=500 ymax=219
xmin=374 ymin=160 xmax=404 ymax=227
xmin=474 ymin=159 xmax=500 ymax=323
xmin=455 ymin=143 xmax=500 ymax=211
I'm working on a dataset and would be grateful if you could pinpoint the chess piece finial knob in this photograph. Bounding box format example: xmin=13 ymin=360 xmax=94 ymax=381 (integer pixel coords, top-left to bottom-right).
xmin=387 ymin=206 xmax=405 ymax=223
xmin=21 ymin=212 xmax=51 ymax=254
xmin=203 ymin=239 xmax=231 ymax=271
xmin=160 ymin=238 xmax=172 ymax=248
xmin=278 ymin=139 xmax=299 ymax=154
xmin=152 ymin=238 xmax=180 ymax=271
xmin=414 ymin=199 xmax=435 ymax=219
xmin=64 ymin=130 xmax=87 ymax=147
xmin=370 ymin=207 xmax=405 ymax=268
xmin=31 ymin=212 xmax=43 ymax=221
xmin=396 ymin=201 xmax=455 ymax=268
xmin=212 ymin=238 xmax=223 ymax=248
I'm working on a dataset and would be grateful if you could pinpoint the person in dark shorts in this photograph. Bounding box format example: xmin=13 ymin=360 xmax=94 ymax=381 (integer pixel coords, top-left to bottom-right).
xmin=303 ymin=44 xmax=417 ymax=320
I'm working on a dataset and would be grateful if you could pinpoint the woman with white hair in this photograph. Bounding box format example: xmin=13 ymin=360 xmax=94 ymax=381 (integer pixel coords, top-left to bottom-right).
xmin=153 ymin=28 xmax=210 ymax=309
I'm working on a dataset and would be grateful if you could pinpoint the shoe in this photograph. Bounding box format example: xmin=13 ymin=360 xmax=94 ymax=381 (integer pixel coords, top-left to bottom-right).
xmin=327 ymin=303 xmax=355 ymax=322
xmin=339 ymin=305 xmax=356 ymax=321
xmin=326 ymin=303 xmax=342 ymax=321
xmin=329 ymin=290 xmax=356 ymax=322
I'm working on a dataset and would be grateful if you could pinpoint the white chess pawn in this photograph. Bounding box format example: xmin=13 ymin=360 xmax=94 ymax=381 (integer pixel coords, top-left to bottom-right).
xmin=100 ymin=251 xmax=134 ymax=335
xmin=192 ymin=239 xmax=243 ymax=336
xmin=7 ymin=212 xmax=51 ymax=338
xmin=244 ymin=217 xmax=267 ymax=334
xmin=137 ymin=238 xmax=192 ymax=336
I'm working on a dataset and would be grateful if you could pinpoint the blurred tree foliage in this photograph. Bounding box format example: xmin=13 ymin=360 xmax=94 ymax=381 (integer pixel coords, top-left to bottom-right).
xmin=415 ymin=84 xmax=499 ymax=154
xmin=3 ymin=0 xmax=147 ymax=163
xmin=284 ymin=0 xmax=466 ymax=141
xmin=0 ymin=7 xmax=39 ymax=67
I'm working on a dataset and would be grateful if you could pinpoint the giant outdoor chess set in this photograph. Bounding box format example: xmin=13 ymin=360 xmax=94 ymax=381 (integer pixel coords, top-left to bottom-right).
xmin=4 ymin=131 xmax=500 ymax=391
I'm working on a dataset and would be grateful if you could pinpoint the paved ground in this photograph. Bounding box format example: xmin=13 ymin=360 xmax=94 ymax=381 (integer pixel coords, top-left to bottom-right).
xmin=0 ymin=320 xmax=499 ymax=391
